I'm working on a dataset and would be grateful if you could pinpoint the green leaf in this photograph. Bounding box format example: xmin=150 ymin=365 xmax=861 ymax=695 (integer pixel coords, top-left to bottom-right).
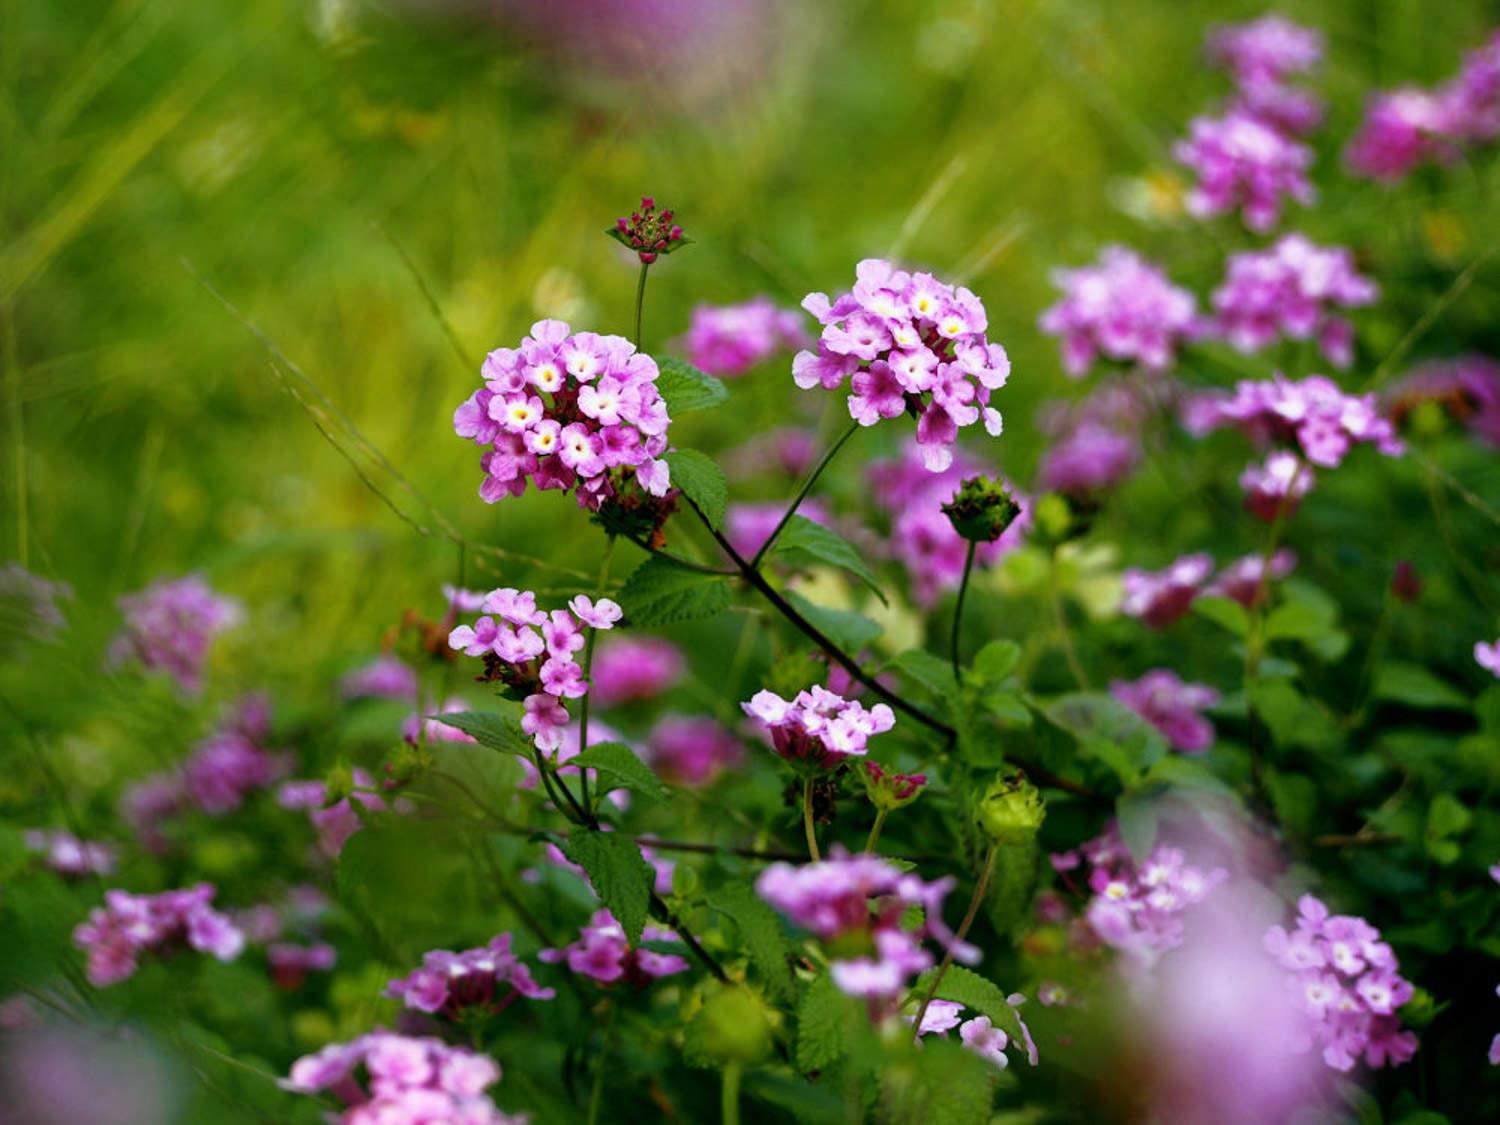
xmin=654 ymin=356 xmax=728 ymax=414
xmin=886 ymin=649 xmax=955 ymax=697
xmin=561 ymin=828 xmax=655 ymax=944
xmin=708 ymin=883 xmax=795 ymax=1001
xmin=796 ymin=972 xmax=857 ymax=1072
xmin=663 ymin=449 xmax=727 ymax=528
xmin=429 ymin=710 xmax=532 ymax=758
xmin=1116 ymin=790 xmax=1160 ymax=862
xmin=1192 ymin=595 xmax=1249 ymax=637
xmin=618 ymin=554 xmax=731 ymax=626
xmin=912 ymin=964 xmax=1024 ymax=1043
xmin=773 ymin=516 xmax=887 ymax=603
xmin=894 ymin=1037 xmax=998 ymax=1125
xmin=570 ymin=741 xmax=669 ymax=802
xmin=784 ymin=591 xmax=882 ymax=654
xmin=1247 ymin=680 xmax=1343 ymax=752
xmin=972 ymin=639 xmax=1021 ymax=682
xmin=1427 ymin=793 xmax=1473 ymax=842
xmin=1374 ymin=662 xmax=1468 ymax=710
xmin=1044 ymin=693 xmax=1166 ymax=784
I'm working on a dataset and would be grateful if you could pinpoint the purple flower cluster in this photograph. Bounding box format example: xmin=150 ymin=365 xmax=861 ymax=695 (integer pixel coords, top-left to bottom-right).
xmin=1038 ymin=422 xmax=1142 ymax=498
xmin=1120 ymin=553 xmax=1215 ymax=628
xmin=756 ymin=849 xmax=979 ymax=999
xmin=645 ymin=714 xmax=744 ymax=787
xmin=267 ymin=942 xmax=337 ymax=989
xmin=447 ymin=587 xmax=622 ymax=752
xmin=589 ymin=634 xmax=684 ymax=707
xmin=725 ymin=498 xmax=831 ymax=558
xmin=284 ymin=1032 xmax=522 ymax=1125
xmin=108 ymin=575 xmax=243 ymax=694
xmin=24 ymin=829 xmax=117 ymax=877
xmin=278 ymin=767 xmax=395 ymax=858
xmin=538 ymin=909 xmax=689 ymax=985
xmin=1053 ymin=830 xmax=1227 ymax=964
xmin=386 ymin=932 xmax=554 ymax=1016
xmin=453 ymin=319 xmax=672 ymax=509
xmin=1210 ymin=234 xmax=1378 ymax=369
xmin=914 ymin=997 xmax=1038 ymax=1069
xmin=1208 ymin=549 xmax=1297 ymax=607
xmin=73 ymin=884 xmax=245 ymax=986
xmin=1263 ymin=894 xmax=1418 ymax=1071
xmin=1206 ymin=14 xmax=1325 ymax=134
xmin=340 ymin=655 xmax=419 ymax=701
xmin=679 ymin=296 xmax=809 ymax=377
xmin=1109 ymin=669 xmax=1221 ymax=753
xmin=742 ymin=686 xmax=895 ymax=769
xmin=1346 ymin=30 xmax=1500 ymax=182
xmin=1184 ymin=373 xmax=1404 ymax=468
xmin=1385 ymin=354 xmax=1500 ymax=447
xmin=1476 ymin=638 xmax=1500 ymax=678
xmin=794 ymin=259 xmax=1010 ymax=472
xmin=1038 ymin=247 xmax=1200 ymax=378
xmin=1175 ymin=110 xmax=1315 ymax=232
xmin=1240 ymin=449 xmax=1313 ymax=521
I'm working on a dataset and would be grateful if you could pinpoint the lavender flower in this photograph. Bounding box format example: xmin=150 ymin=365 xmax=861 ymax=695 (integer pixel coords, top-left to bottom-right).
xmin=742 ymin=686 xmax=894 ymax=768
xmin=538 ymin=909 xmax=689 ymax=985
xmin=679 ymin=296 xmax=809 ymax=376
xmin=386 ymin=932 xmax=554 ymax=1016
xmin=590 ymin=635 xmax=684 ymax=707
xmin=23 ymin=830 xmax=117 ymax=877
xmin=108 ymin=575 xmax=242 ymax=694
xmin=1240 ymin=450 xmax=1313 ymax=522
xmin=1110 ymin=670 xmax=1221 ymax=753
xmin=73 ymin=884 xmax=245 ymax=986
xmin=339 ymin=655 xmax=419 ymax=700
xmin=1206 ymin=14 xmax=1325 ymax=135
xmin=914 ymin=996 xmax=1038 ymax=1068
xmin=1477 ymin=638 xmax=1500 ymax=678
xmin=1174 ymin=110 xmax=1315 ymax=232
xmin=1120 ymin=553 xmax=1215 ymax=628
xmin=1038 ymin=422 xmax=1141 ymax=497
xmin=1207 ymin=549 xmax=1298 ymax=607
xmin=645 ymin=714 xmax=744 ymax=787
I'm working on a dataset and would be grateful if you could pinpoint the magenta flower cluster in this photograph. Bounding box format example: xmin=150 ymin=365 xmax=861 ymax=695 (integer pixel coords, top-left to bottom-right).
xmin=1239 ymin=449 xmax=1313 ymax=521
xmin=1038 ymin=246 xmax=1201 ymax=378
xmin=1208 ymin=549 xmax=1298 ymax=607
xmin=1121 ymin=549 xmax=1298 ymax=625
xmin=1175 ymin=110 xmax=1315 ymax=232
xmin=538 ymin=909 xmax=689 ymax=985
xmin=1206 ymin=13 xmax=1325 ymax=134
xmin=794 ymin=258 xmax=1010 ymax=472
xmin=73 ymin=883 xmax=245 ymax=986
xmin=757 ymin=849 xmax=979 ymax=999
xmin=278 ymin=767 xmax=395 ymax=858
xmin=1109 ymin=669 xmax=1222 ymax=753
xmin=1035 ymin=382 xmax=1153 ymax=498
xmin=589 ymin=634 xmax=684 ymax=707
xmin=339 ymin=654 xmax=419 ymax=701
xmin=1053 ymin=830 xmax=1227 ymax=964
xmin=742 ymin=686 xmax=895 ymax=769
xmin=680 ymin=296 xmax=809 ymax=377
xmin=447 ymin=586 xmax=623 ymax=753
xmin=1210 ymin=234 xmax=1378 ymax=369
xmin=454 ymin=319 xmax=672 ymax=508
xmin=645 ymin=714 xmax=743 ymax=787
xmin=1263 ymin=894 xmax=1418 ymax=1072
xmin=914 ymin=997 xmax=1039 ymax=1070
xmin=108 ymin=574 xmax=242 ymax=694
xmin=24 ymin=829 xmax=117 ymax=877
xmin=284 ymin=1032 xmax=522 ymax=1125
xmin=268 ymin=942 xmax=337 ymax=989
xmin=386 ymin=932 xmax=554 ymax=1016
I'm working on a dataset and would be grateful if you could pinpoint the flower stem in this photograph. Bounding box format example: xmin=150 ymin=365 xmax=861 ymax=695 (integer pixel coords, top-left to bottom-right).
xmin=864 ymin=808 xmax=889 ymax=855
xmin=633 ymin=261 xmax=650 ymax=350
xmin=802 ymin=777 xmax=821 ymax=861
xmin=1047 ymin=547 xmax=1090 ymax=690
xmin=721 ymin=1061 xmax=742 ymax=1125
xmin=585 ymin=1001 xmax=617 ymax=1125
xmin=750 ymin=417 xmax=860 ymax=570
xmin=912 ymin=840 xmax=998 ymax=1040
xmin=576 ymin=537 xmax=617 ymax=816
xmin=950 ymin=539 xmax=978 ymax=685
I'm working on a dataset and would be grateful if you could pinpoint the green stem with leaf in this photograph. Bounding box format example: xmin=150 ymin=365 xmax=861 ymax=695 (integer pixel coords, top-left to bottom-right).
xmin=633 ymin=261 xmax=650 ymax=349
xmin=911 ymin=841 xmax=998 ymax=1039
xmin=802 ymin=777 xmax=821 ymax=861
xmin=749 ymin=417 xmax=860 ymax=570
xmin=950 ymin=539 xmax=978 ymax=685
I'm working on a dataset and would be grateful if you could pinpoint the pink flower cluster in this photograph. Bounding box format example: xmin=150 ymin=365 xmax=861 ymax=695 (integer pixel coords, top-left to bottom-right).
xmin=1240 ymin=449 xmax=1313 ymax=521
xmin=1263 ymin=894 xmax=1418 ymax=1072
xmin=1038 ymin=247 xmax=1201 ymax=378
xmin=73 ymin=884 xmax=245 ymax=986
xmin=868 ymin=441 xmax=1029 ymax=606
xmin=1476 ymin=638 xmax=1500 ymax=678
xmin=1206 ymin=14 xmax=1325 ymax=134
xmin=340 ymin=655 xmax=419 ymax=701
xmin=589 ymin=634 xmax=684 ymax=707
xmin=1346 ymin=29 xmax=1500 ymax=182
xmin=268 ymin=942 xmax=337 ymax=989
xmin=284 ymin=1032 xmax=522 ymax=1125
xmin=742 ymin=686 xmax=895 ymax=769
xmin=447 ymin=587 xmax=622 ymax=752
xmin=794 ymin=259 xmax=1010 ymax=472
xmin=1210 ymin=235 xmax=1378 ymax=369
xmin=1385 ymin=354 xmax=1500 ymax=447
xmin=108 ymin=575 xmax=243 ymax=694
xmin=914 ymin=997 xmax=1038 ymax=1069
xmin=645 ymin=714 xmax=744 ymax=787
xmin=1120 ymin=553 xmax=1215 ymax=628
xmin=453 ymin=319 xmax=672 ymax=509
xmin=538 ymin=909 xmax=689 ymax=985
xmin=278 ymin=767 xmax=395 ymax=857
xmin=24 ymin=829 xmax=117 ymax=877
xmin=679 ymin=296 xmax=809 ymax=377
xmin=1109 ymin=669 xmax=1221 ymax=753
xmin=757 ymin=849 xmax=978 ymax=999
xmin=1052 ymin=831 xmax=1227 ymax=964
xmin=1209 ymin=549 xmax=1298 ymax=607
xmin=1174 ymin=110 xmax=1315 ymax=232
xmin=386 ymin=932 xmax=554 ymax=1016
xmin=1184 ymin=373 xmax=1404 ymax=468
xmin=1038 ymin=422 xmax=1141 ymax=497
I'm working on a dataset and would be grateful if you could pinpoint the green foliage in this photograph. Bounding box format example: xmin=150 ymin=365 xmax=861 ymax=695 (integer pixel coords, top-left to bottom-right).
xmin=708 ymin=882 xmax=796 ymax=1001
xmin=772 ymin=516 xmax=887 ymax=602
xmin=783 ymin=591 xmax=883 ymax=653
xmin=662 ymin=449 xmax=727 ymax=529
xmin=653 ymin=357 xmax=729 ymax=414
xmin=618 ymin=554 xmax=731 ymax=626
xmin=1043 ymin=692 xmax=1166 ymax=785
xmin=427 ymin=710 xmax=532 ymax=759
xmin=560 ymin=828 xmax=654 ymax=944
xmin=796 ymin=973 xmax=857 ymax=1073
xmin=569 ymin=740 xmax=669 ymax=802
xmin=1374 ymin=662 xmax=1469 ymax=710
xmin=913 ymin=964 xmax=1025 ymax=1043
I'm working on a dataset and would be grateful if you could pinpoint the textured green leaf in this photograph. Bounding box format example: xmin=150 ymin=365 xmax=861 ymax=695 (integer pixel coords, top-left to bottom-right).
xmin=896 ymin=1037 xmax=998 ymax=1125
xmin=773 ymin=516 xmax=887 ymax=603
xmin=570 ymin=740 xmax=669 ymax=802
xmin=886 ymin=649 xmax=955 ymax=697
xmin=1374 ymin=662 xmax=1468 ymax=710
xmin=1192 ymin=595 xmax=1250 ymax=637
xmin=972 ymin=639 xmax=1022 ymax=683
xmin=663 ymin=449 xmax=727 ymax=528
xmin=618 ymin=554 xmax=731 ymax=626
xmin=654 ymin=356 xmax=728 ymax=414
xmin=561 ymin=828 xmax=654 ymax=944
xmin=797 ymin=972 xmax=856 ymax=1072
xmin=1044 ymin=692 xmax=1166 ymax=783
xmin=709 ymin=882 xmax=795 ymax=1001
xmin=428 ymin=710 xmax=532 ymax=758
xmin=913 ymin=964 xmax=1024 ymax=1043
xmin=784 ymin=591 xmax=882 ymax=654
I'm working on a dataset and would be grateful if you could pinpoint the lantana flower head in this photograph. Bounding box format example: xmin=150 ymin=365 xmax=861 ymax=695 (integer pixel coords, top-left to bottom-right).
xmin=1037 ymin=247 xmax=1201 ymax=378
xmin=1384 ymin=354 xmax=1500 ymax=448
xmin=1119 ymin=553 xmax=1214 ymax=628
xmin=742 ymin=686 xmax=895 ymax=769
xmin=590 ymin=634 xmax=684 ymax=707
xmin=794 ymin=259 xmax=1010 ymax=472
xmin=339 ymin=655 xmax=419 ymax=701
xmin=645 ymin=714 xmax=743 ymax=787
xmin=278 ymin=767 xmax=399 ymax=857
xmin=611 ymin=195 xmax=687 ymax=264
xmin=1263 ymin=894 xmax=1418 ymax=1072
xmin=1206 ymin=14 xmax=1325 ymax=135
xmin=73 ymin=884 xmax=245 ymax=986
xmin=913 ymin=996 xmax=1039 ymax=1069
xmin=1174 ymin=110 xmax=1315 ymax=232
xmin=1208 ymin=549 xmax=1298 ymax=607
xmin=1109 ymin=669 xmax=1221 ymax=753
xmin=538 ymin=909 xmax=689 ymax=985
xmin=24 ymin=829 xmax=117 ymax=878
xmin=1210 ymin=235 xmax=1379 ymax=369
xmin=387 ymin=932 xmax=555 ymax=1017
xmin=1037 ymin=422 xmax=1141 ymax=497
xmin=756 ymin=848 xmax=979 ymax=1000
xmin=1240 ymin=450 xmax=1313 ymax=522
xmin=454 ymin=320 xmax=672 ymax=511
xmin=680 ymin=296 xmax=810 ymax=376
xmin=108 ymin=575 xmax=243 ymax=694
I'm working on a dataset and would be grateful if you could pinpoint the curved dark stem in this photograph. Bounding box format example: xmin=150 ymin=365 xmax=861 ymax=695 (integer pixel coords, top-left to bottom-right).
xmin=632 ymin=262 xmax=650 ymax=349
xmin=621 ymin=529 xmax=735 ymax=576
xmin=749 ymin=417 xmax=861 ymax=570
xmin=912 ymin=841 xmax=998 ymax=1039
xmin=650 ymin=891 xmax=728 ymax=983
xmin=950 ymin=539 xmax=977 ymax=685
xmin=634 ymin=836 xmax=803 ymax=861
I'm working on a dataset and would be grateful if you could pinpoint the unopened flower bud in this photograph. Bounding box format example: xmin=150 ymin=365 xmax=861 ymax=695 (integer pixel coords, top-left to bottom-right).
xmin=1391 ymin=560 xmax=1422 ymax=603
xmin=977 ymin=771 xmax=1045 ymax=844
xmin=942 ymin=476 xmax=1020 ymax=543
xmin=689 ymin=983 xmax=775 ymax=1065
xmin=861 ymin=760 xmax=928 ymax=811
xmin=607 ymin=195 xmax=690 ymax=264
